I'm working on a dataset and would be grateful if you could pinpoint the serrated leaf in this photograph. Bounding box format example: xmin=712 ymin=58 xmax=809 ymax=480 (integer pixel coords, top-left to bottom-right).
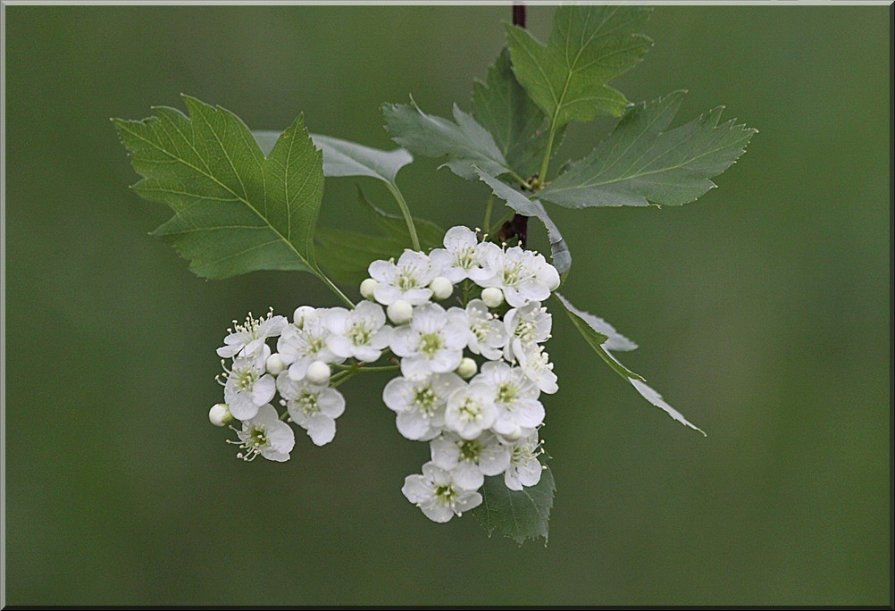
xmin=472 ymin=48 xmax=554 ymax=177
xmin=540 ymin=91 xmax=757 ymax=208
xmin=253 ymin=131 xmax=413 ymax=185
xmin=383 ymin=99 xmax=515 ymax=181
xmin=315 ymin=188 xmax=444 ymax=285
xmin=506 ymin=6 xmax=653 ymax=127
xmin=554 ymin=293 xmax=705 ymax=435
xmin=475 ymin=169 xmax=571 ymax=275
xmin=474 ymin=465 xmax=555 ymax=545
xmin=113 ymin=96 xmax=323 ymax=279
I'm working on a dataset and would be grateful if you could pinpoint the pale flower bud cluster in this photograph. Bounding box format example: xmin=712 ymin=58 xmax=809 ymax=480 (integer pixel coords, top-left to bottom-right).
xmin=209 ymin=226 xmax=560 ymax=525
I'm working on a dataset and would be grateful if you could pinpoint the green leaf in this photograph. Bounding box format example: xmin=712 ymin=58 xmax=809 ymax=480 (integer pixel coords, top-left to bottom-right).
xmin=554 ymin=293 xmax=706 ymax=435
xmin=113 ymin=96 xmax=323 ymax=279
xmin=315 ymin=188 xmax=444 ymax=285
xmin=382 ymin=99 xmax=515 ymax=181
xmin=474 ymin=465 xmax=555 ymax=545
xmin=540 ymin=91 xmax=757 ymax=208
xmin=506 ymin=6 xmax=653 ymax=127
xmin=472 ymin=48 xmax=554 ymax=177
xmin=253 ymin=131 xmax=413 ymax=184
xmin=475 ymin=169 xmax=571 ymax=275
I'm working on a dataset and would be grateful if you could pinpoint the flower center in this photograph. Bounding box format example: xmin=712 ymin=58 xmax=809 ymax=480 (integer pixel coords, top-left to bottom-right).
xmin=347 ymin=322 xmax=372 ymax=346
xmin=454 ymin=247 xmax=476 ymax=270
xmin=496 ymin=382 xmax=517 ymax=406
xmin=396 ymin=268 xmax=420 ymax=290
xmin=501 ymin=262 xmax=524 ymax=287
xmin=434 ymin=484 xmax=456 ymax=504
xmin=235 ymin=369 xmax=258 ymax=392
xmin=413 ymin=385 xmax=437 ymax=414
xmin=459 ymin=439 xmax=481 ymax=462
xmin=419 ymin=332 xmax=443 ymax=357
xmin=296 ymin=391 xmax=320 ymax=415
xmin=514 ymin=319 xmax=537 ymax=342
xmin=458 ymin=397 xmax=483 ymax=422
xmin=249 ymin=426 xmax=268 ymax=448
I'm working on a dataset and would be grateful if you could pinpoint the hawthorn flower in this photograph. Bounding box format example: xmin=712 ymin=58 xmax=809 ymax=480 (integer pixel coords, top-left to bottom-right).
xmin=470 ymin=245 xmax=560 ymax=307
xmin=503 ymin=302 xmax=552 ymax=361
xmin=464 ymin=299 xmax=507 ymax=360
xmin=401 ymin=461 xmax=483 ymax=523
xmin=277 ymin=312 xmax=342 ymax=381
xmin=429 ymin=226 xmax=486 ymax=282
xmin=223 ymin=345 xmax=276 ymax=421
xmin=390 ymin=303 xmax=468 ymax=378
xmin=233 ymin=404 xmax=295 ymax=462
xmin=503 ymin=431 xmax=544 ymax=491
xmin=325 ymin=301 xmax=391 ymax=362
xmin=216 ymin=310 xmax=287 ymax=358
xmin=277 ymin=374 xmax=346 ymax=446
xmin=429 ymin=431 xmax=510 ymax=491
xmin=516 ymin=343 xmax=558 ymax=394
xmin=368 ymin=250 xmax=436 ymax=305
xmin=444 ymin=380 xmax=497 ymax=439
xmin=476 ymin=361 xmax=544 ymax=437
xmin=383 ymin=373 xmax=465 ymax=440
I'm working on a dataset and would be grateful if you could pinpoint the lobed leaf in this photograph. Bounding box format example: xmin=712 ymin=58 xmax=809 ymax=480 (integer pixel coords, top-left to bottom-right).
xmin=474 ymin=465 xmax=556 ymax=545
xmin=554 ymin=293 xmax=706 ymax=435
xmin=506 ymin=6 xmax=653 ymax=126
xmin=540 ymin=91 xmax=757 ymax=208
xmin=382 ymin=99 xmax=515 ymax=181
xmin=113 ymin=96 xmax=323 ymax=279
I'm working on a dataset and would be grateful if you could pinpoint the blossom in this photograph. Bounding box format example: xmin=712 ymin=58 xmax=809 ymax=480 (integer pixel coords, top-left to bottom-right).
xmin=368 ymin=250 xmax=436 ymax=305
xmin=464 ymin=299 xmax=507 ymax=360
xmin=429 ymin=226 xmax=486 ymax=282
xmin=401 ymin=461 xmax=483 ymax=522
xmin=444 ymin=380 xmax=497 ymax=439
xmin=470 ymin=245 xmax=560 ymax=307
xmin=277 ymin=374 xmax=346 ymax=446
xmin=277 ymin=312 xmax=343 ymax=381
xmin=516 ymin=343 xmax=558 ymax=394
xmin=223 ymin=345 xmax=276 ymax=421
xmin=503 ymin=431 xmax=544 ymax=490
xmin=503 ymin=302 xmax=551 ymax=361
xmin=325 ymin=301 xmax=391 ymax=362
xmin=216 ymin=310 xmax=287 ymax=358
xmin=429 ymin=431 xmax=510 ymax=491
xmin=390 ymin=303 xmax=468 ymax=378
xmin=383 ymin=373 xmax=465 ymax=440
xmin=476 ymin=361 xmax=544 ymax=437
xmin=233 ymin=404 xmax=295 ymax=462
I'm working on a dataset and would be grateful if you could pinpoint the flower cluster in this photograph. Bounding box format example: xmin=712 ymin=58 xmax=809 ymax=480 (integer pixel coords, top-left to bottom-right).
xmin=209 ymin=226 xmax=560 ymax=524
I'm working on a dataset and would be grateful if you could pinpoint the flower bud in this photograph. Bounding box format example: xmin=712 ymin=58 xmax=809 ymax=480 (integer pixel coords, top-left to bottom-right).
xmin=456 ymin=357 xmax=477 ymax=380
xmin=208 ymin=403 xmax=233 ymax=427
xmin=306 ymin=360 xmax=331 ymax=386
xmin=429 ymin=276 xmax=454 ymax=300
xmin=360 ymin=278 xmax=378 ymax=300
xmin=481 ymin=287 xmax=504 ymax=308
xmin=266 ymin=353 xmax=286 ymax=375
xmin=387 ymin=299 xmax=413 ymax=324
xmin=293 ymin=305 xmax=316 ymax=327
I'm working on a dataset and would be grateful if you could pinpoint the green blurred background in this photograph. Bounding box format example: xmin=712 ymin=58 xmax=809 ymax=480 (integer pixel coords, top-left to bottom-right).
xmin=5 ymin=4 xmax=891 ymax=605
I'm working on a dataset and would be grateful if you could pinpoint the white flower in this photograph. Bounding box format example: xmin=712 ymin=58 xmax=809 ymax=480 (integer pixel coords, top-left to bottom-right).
xmin=470 ymin=245 xmax=560 ymax=307
xmin=208 ymin=403 xmax=233 ymax=427
xmin=429 ymin=226 xmax=486 ymax=282
xmin=277 ymin=374 xmax=346 ymax=446
xmin=390 ymin=304 xmax=468 ymax=378
xmin=516 ymin=343 xmax=558 ymax=394
xmin=456 ymin=357 xmax=477 ymax=380
xmin=277 ymin=312 xmax=343 ymax=381
xmin=383 ymin=373 xmax=465 ymax=440
xmin=476 ymin=361 xmax=544 ymax=437
xmin=305 ymin=361 xmax=331 ymax=386
xmin=368 ymin=250 xmax=436 ymax=305
xmin=429 ymin=431 xmax=510 ymax=491
xmin=481 ymin=287 xmax=504 ymax=308
xmin=429 ymin=276 xmax=454 ymax=300
xmin=233 ymin=404 xmax=295 ymax=462
xmin=223 ymin=345 xmax=276 ymax=421
xmin=464 ymin=299 xmax=507 ymax=360
xmin=401 ymin=461 xmax=483 ymax=523
xmin=266 ymin=353 xmax=286 ymax=375
xmin=503 ymin=302 xmax=551 ymax=361
xmin=359 ymin=278 xmax=378 ymax=300
xmin=325 ymin=301 xmax=391 ymax=362
xmin=444 ymin=381 xmax=497 ymax=439
xmin=503 ymin=431 xmax=544 ymax=491
xmin=387 ymin=300 xmax=413 ymax=325
xmin=216 ymin=310 xmax=287 ymax=358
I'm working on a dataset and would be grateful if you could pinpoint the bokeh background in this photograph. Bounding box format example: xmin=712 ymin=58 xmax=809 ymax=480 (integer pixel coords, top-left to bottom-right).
xmin=5 ymin=4 xmax=891 ymax=605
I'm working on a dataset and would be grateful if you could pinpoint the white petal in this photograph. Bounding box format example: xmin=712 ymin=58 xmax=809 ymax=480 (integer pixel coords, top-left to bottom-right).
xmin=383 ymin=377 xmax=411 ymax=412
xmin=318 ymin=388 xmax=346 ymax=418
xmin=402 ymin=474 xmax=433 ymax=504
xmin=304 ymin=415 xmax=336 ymax=446
xmin=453 ymin=491 xmax=483 ymax=514
xmin=396 ymin=411 xmax=434 ymax=441
xmin=429 ymin=436 xmax=460 ymax=469
xmin=251 ymin=375 xmax=276 ymax=406
xmin=452 ymin=461 xmax=484 ymax=491
xmin=420 ymin=501 xmax=454 ymax=523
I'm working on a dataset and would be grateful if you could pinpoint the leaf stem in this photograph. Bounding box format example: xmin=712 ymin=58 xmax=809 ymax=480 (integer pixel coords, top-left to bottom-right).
xmin=316 ymin=270 xmax=355 ymax=308
xmin=385 ymin=181 xmax=421 ymax=251
xmin=482 ymin=194 xmax=494 ymax=234
xmin=538 ymin=118 xmax=559 ymax=186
